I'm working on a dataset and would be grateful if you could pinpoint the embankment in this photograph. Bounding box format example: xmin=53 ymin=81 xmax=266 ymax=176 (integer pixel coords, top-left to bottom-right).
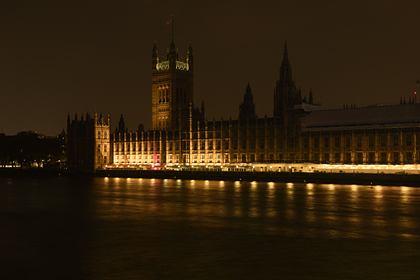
xmin=95 ymin=169 xmax=420 ymax=187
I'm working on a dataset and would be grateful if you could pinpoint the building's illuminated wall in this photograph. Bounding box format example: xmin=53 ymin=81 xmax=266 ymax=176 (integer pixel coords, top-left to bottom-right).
xmin=151 ymin=42 xmax=193 ymax=132
xmin=110 ymin=115 xmax=420 ymax=169
xmin=300 ymin=128 xmax=419 ymax=165
xmin=106 ymin=41 xmax=420 ymax=170
xmin=94 ymin=114 xmax=111 ymax=170
xmin=112 ymin=131 xmax=164 ymax=168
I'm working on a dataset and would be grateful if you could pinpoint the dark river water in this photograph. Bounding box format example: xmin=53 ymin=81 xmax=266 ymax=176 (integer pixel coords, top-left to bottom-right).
xmin=1 ymin=177 xmax=419 ymax=279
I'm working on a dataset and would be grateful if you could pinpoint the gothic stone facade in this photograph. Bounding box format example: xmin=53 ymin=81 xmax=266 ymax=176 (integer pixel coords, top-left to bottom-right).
xmin=67 ymin=112 xmax=111 ymax=172
xmin=111 ymin=103 xmax=420 ymax=168
xmin=68 ymin=40 xmax=420 ymax=171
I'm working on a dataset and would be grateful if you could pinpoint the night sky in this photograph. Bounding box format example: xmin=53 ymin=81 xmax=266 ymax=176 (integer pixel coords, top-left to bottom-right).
xmin=1 ymin=0 xmax=419 ymax=136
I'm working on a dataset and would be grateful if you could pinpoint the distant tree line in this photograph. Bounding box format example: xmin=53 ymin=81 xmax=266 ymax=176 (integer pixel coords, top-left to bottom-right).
xmin=0 ymin=131 xmax=66 ymax=169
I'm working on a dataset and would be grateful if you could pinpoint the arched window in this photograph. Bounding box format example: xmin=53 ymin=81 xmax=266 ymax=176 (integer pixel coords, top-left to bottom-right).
xmin=158 ymin=86 xmax=163 ymax=103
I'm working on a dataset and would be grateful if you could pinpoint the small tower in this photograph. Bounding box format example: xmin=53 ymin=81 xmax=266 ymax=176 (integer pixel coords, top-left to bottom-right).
xmin=308 ymin=88 xmax=313 ymax=104
xmin=279 ymin=41 xmax=292 ymax=82
xmin=239 ymin=83 xmax=257 ymax=120
xmin=67 ymin=112 xmax=111 ymax=172
xmin=152 ymin=41 xmax=159 ymax=70
xmin=187 ymin=42 xmax=193 ymax=72
xmin=273 ymin=40 xmax=297 ymax=118
xmin=118 ymin=114 xmax=126 ymax=133
xmin=200 ymin=99 xmax=205 ymax=120
xmin=94 ymin=112 xmax=111 ymax=170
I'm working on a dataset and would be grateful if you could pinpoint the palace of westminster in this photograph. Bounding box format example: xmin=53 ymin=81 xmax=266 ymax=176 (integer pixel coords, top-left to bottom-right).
xmin=67 ymin=38 xmax=420 ymax=172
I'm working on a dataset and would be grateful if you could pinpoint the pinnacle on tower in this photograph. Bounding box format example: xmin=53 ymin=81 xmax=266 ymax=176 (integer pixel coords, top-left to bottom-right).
xmin=152 ymin=41 xmax=159 ymax=70
xmin=167 ymin=40 xmax=178 ymax=60
xmin=187 ymin=42 xmax=193 ymax=69
xmin=152 ymin=41 xmax=157 ymax=54
xmin=296 ymin=86 xmax=302 ymax=103
xmin=239 ymin=83 xmax=256 ymax=120
xmin=283 ymin=40 xmax=288 ymax=61
xmin=279 ymin=40 xmax=292 ymax=83
xmin=118 ymin=114 xmax=125 ymax=133
xmin=309 ymin=88 xmax=313 ymax=104
xmin=246 ymin=82 xmax=251 ymax=96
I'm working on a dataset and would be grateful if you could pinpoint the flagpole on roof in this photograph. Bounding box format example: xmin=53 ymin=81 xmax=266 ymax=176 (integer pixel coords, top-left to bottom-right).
xmin=172 ymin=14 xmax=174 ymax=40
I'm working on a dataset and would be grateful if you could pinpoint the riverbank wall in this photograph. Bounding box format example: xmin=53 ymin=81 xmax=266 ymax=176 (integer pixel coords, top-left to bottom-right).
xmin=1 ymin=168 xmax=419 ymax=187
xmin=95 ymin=169 xmax=420 ymax=187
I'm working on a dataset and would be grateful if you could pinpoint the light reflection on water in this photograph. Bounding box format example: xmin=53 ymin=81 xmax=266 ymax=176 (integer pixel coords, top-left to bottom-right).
xmin=91 ymin=178 xmax=418 ymax=240
xmin=1 ymin=177 xmax=420 ymax=279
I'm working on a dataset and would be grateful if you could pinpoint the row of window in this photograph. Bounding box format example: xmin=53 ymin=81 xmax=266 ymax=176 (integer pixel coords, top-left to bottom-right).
xmin=97 ymin=155 xmax=107 ymax=164
xmin=157 ymin=88 xmax=188 ymax=104
xmin=112 ymin=134 xmax=416 ymax=153
xmin=158 ymin=119 xmax=170 ymax=128
xmin=305 ymin=134 xmax=413 ymax=148
xmin=114 ymin=155 xmax=160 ymax=164
xmin=97 ymin=144 xmax=108 ymax=153
xmin=114 ymin=143 xmax=160 ymax=152
xmin=110 ymin=149 xmax=418 ymax=165
xmin=97 ymin=131 xmax=108 ymax=139
xmin=302 ymin=152 xmax=414 ymax=164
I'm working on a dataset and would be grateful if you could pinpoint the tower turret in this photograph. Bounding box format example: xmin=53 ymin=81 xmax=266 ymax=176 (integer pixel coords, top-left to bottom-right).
xmin=309 ymin=88 xmax=313 ymax=104
xmin=279 ymin=40 xmax=292 ymax=83
xmin=296 ymin=87 xmax=302 ymax=104
xmin=187 ymin=42 xmax=193 ymax=70
xmin=152 ymin=41 xmax=159 ymax=70
xmin=273 ymin=40 xmax=297 ymax=117
xmin=118 ymin=114 xmax=125 ymax=133
xmin=167 ymin=40 xmax=178 ymax=61
xmin=239 ymin=83 xmax=257 ymax=120
xmin=67 ymin=111 xmax=110 ymax=172
xmin=201 ymin=99 xmax=205 ymax=118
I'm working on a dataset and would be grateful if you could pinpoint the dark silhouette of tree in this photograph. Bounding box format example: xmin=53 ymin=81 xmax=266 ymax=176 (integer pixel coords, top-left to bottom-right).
xmin=0 ymin=131 xmax=66 ymax=169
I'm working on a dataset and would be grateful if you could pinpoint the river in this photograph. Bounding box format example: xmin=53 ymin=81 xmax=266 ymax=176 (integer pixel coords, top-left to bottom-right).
xmin=1 ymin=177 xmax=419 ymax=279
